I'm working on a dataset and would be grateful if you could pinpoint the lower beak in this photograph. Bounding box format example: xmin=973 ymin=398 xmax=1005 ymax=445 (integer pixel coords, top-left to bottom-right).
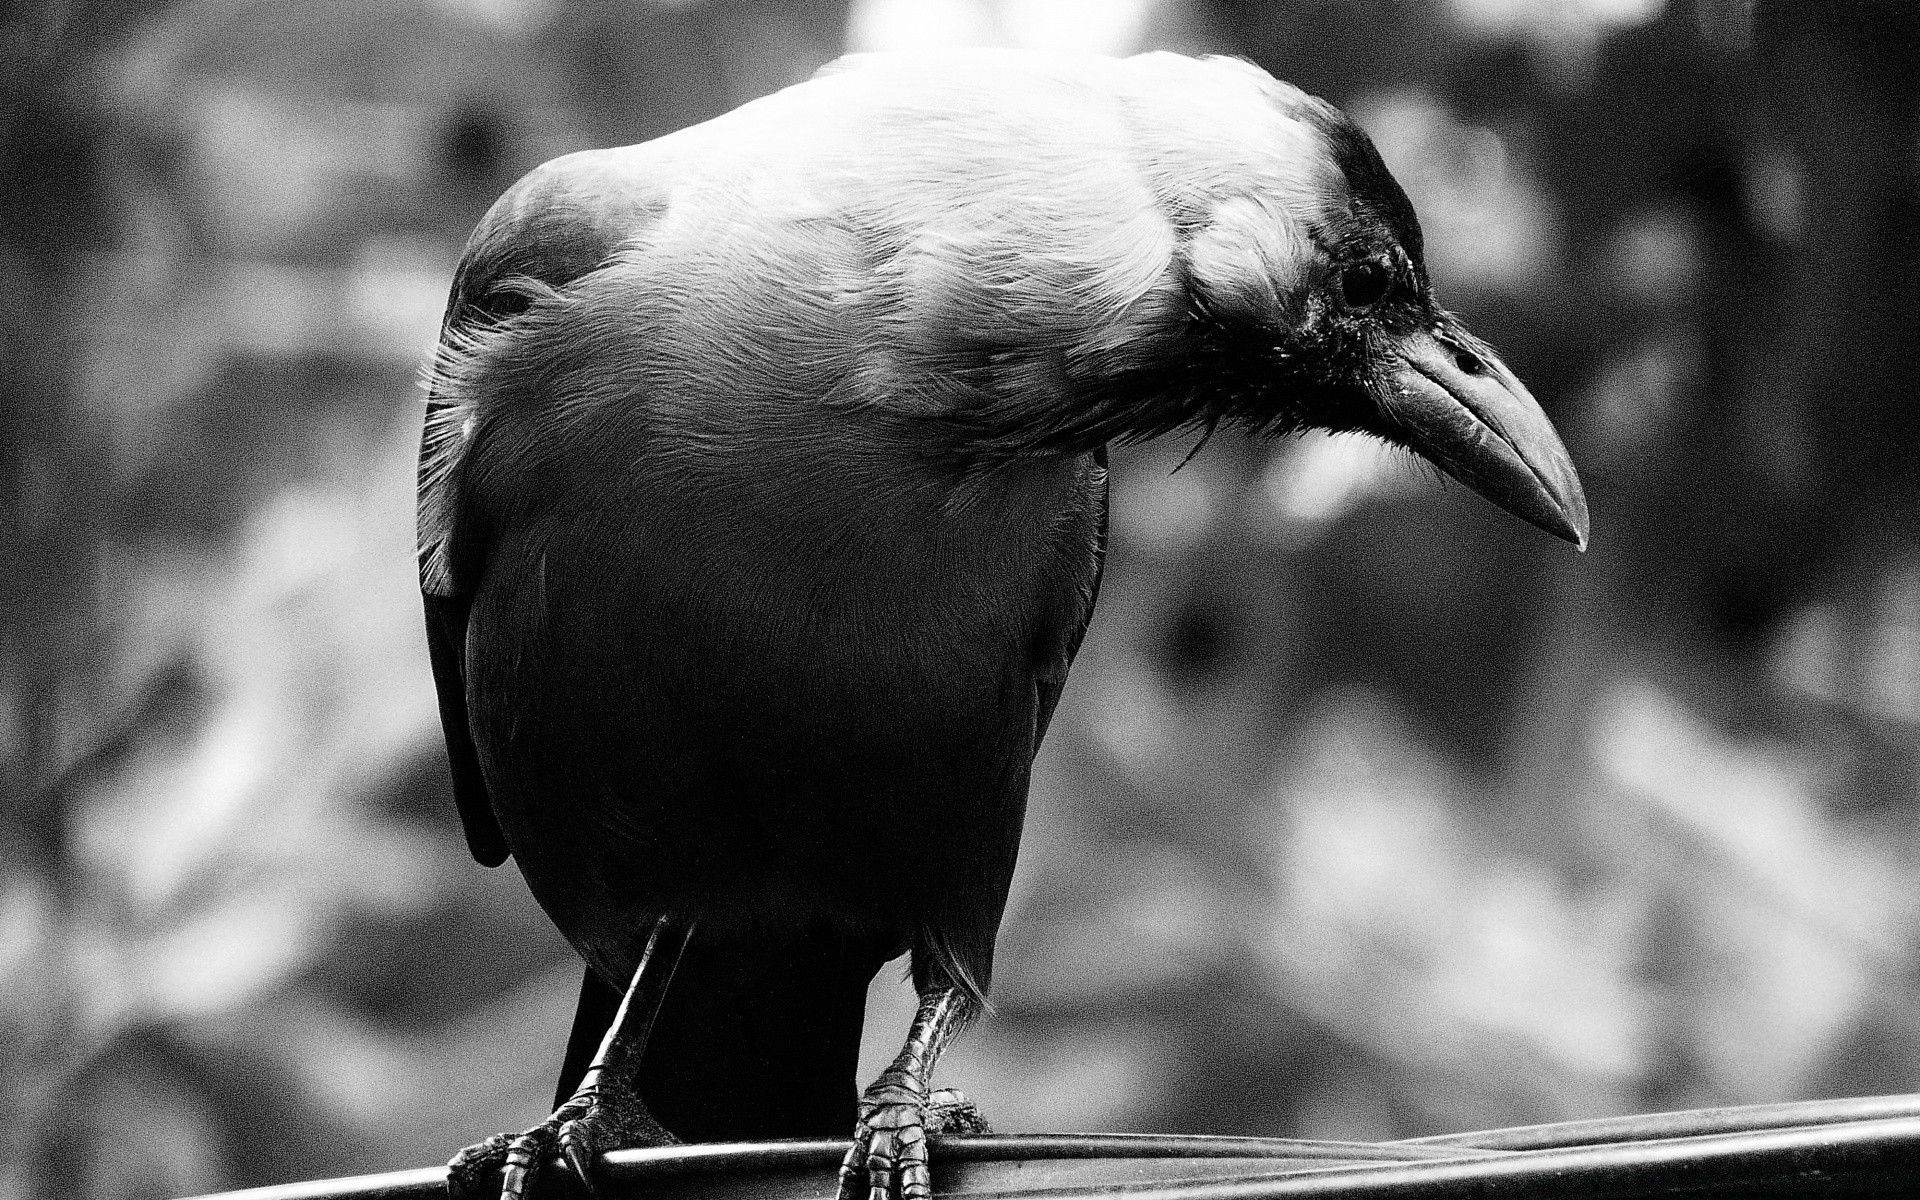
xmin=1376 ymin=322 xmax=1589 ymax=549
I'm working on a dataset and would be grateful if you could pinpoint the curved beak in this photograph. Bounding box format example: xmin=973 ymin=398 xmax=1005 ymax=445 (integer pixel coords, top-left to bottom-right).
xmin=1375 ymin=321 xmax=1589 ymax=550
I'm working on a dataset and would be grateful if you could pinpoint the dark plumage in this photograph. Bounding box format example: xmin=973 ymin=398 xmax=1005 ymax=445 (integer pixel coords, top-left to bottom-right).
xmin=420 ymin=48 xmax=1587 ymax=1200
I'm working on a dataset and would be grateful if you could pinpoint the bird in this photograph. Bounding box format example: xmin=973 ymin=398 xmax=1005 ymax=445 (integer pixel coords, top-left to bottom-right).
xmin=418 ymin=47 xmax=1588 ymax=1200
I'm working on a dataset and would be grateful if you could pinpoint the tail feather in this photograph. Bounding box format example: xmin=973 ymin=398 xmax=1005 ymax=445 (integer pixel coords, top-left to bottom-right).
xmin=557 ymin=922 xmax=897 ymax=1142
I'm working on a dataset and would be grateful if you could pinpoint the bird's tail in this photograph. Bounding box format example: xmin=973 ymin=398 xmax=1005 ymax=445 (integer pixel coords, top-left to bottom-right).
xmin=558 ymin=921 xmax=898 ymax=1141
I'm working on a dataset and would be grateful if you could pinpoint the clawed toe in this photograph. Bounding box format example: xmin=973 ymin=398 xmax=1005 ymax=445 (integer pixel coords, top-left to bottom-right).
xmin=557 ymin=1115 xmax=602 ymax=1188
xmin=500 ymin=1125 xmax=557 ymax=1200
xmin=448 ymin=1087 xmax=675 ymax=1200
xmin=840 ymin=1120 xmax=932 ymax=1200
xmin=448 ymin=1133 xmax=514 ymax=1199
xmin=446 ymin=1125 xmax=565 ymax=1200
xmin=838 ymin=1087 xmax=988 ymax=1200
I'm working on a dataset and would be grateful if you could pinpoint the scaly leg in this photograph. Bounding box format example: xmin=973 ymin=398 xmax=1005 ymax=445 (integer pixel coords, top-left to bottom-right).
xmin=449 ymin=915 xmax=695 ymax=1200
xmin=837 ymin=987 xmax=991 ymax=1200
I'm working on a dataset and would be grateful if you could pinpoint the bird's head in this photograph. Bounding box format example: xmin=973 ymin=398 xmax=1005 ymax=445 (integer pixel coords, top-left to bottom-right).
xmin=1101 ymin=57 xmax=1589 ymax=549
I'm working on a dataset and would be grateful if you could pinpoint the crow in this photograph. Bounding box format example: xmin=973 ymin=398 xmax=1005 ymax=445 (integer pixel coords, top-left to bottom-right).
xmin=419 ymin=48 xmax=1587 ymax=1200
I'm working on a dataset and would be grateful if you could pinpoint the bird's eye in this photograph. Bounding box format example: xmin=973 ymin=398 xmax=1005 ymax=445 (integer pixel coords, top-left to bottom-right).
xmin=477 ymin=289 xmax=532 ymax=319
xmin=1340 ymin=262 xmax=1392 ymax=309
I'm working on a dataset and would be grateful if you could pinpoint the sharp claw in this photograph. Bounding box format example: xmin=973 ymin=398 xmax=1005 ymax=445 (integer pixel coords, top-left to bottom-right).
xmin=452 ymin=1075 xmax=679 ymax=1200
xmin=561 ymin=1132 xmax=597 ymax=1198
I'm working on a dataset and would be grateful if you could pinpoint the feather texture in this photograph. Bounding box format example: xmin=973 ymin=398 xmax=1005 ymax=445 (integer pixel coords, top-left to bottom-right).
xmin=419 ymin=50 xmax=1350 ymax=597
xmin=416 ymin=47 xmax=1409 ymax=1140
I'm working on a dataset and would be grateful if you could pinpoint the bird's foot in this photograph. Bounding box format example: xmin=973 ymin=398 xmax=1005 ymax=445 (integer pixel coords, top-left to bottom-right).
xmin=447 ymin=1080 xmax=678 ymax=1200
xmin=838 ymin=1078 xmax=990 ymax=1200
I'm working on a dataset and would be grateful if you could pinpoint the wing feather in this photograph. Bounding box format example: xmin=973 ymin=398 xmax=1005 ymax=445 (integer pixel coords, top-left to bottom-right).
xmin=1035 ymin=444 xmax=1109 ymax=747
xmin=417 ymin=150 xmax=672 ymax=866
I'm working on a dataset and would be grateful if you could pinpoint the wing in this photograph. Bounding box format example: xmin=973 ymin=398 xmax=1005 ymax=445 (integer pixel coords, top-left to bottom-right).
xmin=1033 ymin=443 xmax=1109 ymax=749
xmin=422 ymin=591 xmax=506 ymax=865
xmin=419 ymin=149 xmax=670 ymax=867
xmin=924 ymin=446 xmax=1108 ymax=1006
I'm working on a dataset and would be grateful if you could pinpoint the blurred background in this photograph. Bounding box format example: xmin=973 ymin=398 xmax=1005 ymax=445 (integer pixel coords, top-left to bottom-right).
xmin=5 ymin=0 xmax=1920 ymax=1195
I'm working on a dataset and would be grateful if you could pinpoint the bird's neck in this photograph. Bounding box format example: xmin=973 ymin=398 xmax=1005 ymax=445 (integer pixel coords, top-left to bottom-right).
xmin=904 ymin=315 xmax=1317 ymax=458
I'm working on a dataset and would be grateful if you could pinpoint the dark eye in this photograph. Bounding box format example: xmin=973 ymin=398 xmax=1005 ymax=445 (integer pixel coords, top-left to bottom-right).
xmin=477 ymin=289 xmax=532 ymax=319
xmin=1340 ymin=261 xmax=1392 ymax=309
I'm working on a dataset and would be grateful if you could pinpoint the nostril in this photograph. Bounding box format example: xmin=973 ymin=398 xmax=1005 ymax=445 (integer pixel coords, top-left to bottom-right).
xmin=1454 ymin=349 xmax=1485 ymax=376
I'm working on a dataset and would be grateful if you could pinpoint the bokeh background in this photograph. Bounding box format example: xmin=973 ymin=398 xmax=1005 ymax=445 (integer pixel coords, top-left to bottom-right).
xmin=6 ymin=0 xmax=1920 ymax=1195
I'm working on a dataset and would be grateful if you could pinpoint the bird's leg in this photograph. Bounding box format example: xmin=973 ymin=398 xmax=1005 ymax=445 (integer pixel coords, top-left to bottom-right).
xmin=449 ymin=915 xmax=694 ymax=1200
xmin=838 ymin=987 xmax=990 ymax=1200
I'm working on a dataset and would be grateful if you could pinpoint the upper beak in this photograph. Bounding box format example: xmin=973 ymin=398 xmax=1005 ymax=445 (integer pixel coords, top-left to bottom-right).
xmin=1375 ymin=321 xmax=1589 ymax=550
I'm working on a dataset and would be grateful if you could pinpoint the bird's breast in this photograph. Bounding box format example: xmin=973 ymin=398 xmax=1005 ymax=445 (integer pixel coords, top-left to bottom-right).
xmin=464 ymin=418 xmax=1099 ymax=960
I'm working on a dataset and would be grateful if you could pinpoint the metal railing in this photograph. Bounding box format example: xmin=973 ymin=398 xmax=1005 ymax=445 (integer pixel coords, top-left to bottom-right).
xmin=181 ymin=1093 xmax=1920 ymax=1200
